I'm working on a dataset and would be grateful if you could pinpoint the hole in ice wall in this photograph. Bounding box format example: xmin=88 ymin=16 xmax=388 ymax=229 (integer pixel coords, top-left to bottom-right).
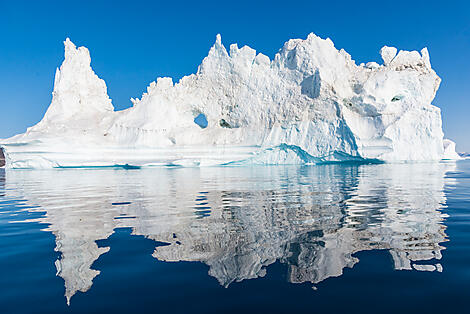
xmin=0 ymin=147 xmax=5 ymax=167
xmin=391 ymin=95 xmax=403 ymax=102
xmin=194 ymin=113 xmax=208 ymax=129
xmin=219 ymin=119 xmax=232 ymax=128
xmin=343 ymin=99 xmax=353 ymax=107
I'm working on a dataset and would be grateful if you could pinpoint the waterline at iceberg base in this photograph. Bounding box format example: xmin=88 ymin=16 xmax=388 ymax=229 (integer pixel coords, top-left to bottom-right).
xmin=0 ymin=33 xmax=460 ymax=169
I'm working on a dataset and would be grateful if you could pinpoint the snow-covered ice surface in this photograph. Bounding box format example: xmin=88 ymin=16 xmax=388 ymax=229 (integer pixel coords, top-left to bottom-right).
xmin=0 ymin=34 xmax=460 ymax=169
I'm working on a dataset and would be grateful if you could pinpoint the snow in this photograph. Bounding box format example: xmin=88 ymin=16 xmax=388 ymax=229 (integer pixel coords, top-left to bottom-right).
xmin=0 ymin=34 xmax=461 ymax=168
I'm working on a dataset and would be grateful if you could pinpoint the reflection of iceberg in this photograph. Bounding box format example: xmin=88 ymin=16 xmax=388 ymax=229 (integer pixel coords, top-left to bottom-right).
xmin=2 ymin=163 xmax=452 ymax=303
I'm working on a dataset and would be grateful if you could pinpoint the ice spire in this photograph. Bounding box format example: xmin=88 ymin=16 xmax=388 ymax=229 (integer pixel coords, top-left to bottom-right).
xmin=30 ymin=38 xmax=114 ymax=132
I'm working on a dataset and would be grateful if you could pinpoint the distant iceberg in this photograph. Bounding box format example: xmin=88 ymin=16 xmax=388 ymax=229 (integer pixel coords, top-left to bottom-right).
xmin=0 ymin=34 xmax=461 ymax=168
xmin=459 ymin=152 xmax=470 ymax=159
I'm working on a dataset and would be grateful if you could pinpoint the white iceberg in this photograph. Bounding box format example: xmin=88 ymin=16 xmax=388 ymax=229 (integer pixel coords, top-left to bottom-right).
xmin=0 ymin=33 xmax=460 ymax=168
xmin=442 ymin=139 xmax=462 ymax=160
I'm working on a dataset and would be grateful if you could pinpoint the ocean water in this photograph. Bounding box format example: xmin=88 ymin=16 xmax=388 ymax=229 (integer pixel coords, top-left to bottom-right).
xmin=0 ymin=161 xmax=469 ymax=313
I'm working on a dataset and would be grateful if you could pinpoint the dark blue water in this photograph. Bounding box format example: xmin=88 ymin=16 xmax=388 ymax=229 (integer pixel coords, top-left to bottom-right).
xmin=0 ymin=161 xmax=469 ymax=313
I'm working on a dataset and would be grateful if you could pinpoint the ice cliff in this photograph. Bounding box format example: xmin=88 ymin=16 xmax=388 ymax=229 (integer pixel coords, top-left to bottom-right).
xmin=0 ymin=34 xmax=460 ymax=168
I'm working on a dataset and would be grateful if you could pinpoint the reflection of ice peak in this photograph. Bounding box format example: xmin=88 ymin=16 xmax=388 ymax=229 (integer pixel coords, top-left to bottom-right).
xmin=3 ymin=163 xmax=454 ymax=302
xmin=53 ymin=234 xmax=110 ymax=305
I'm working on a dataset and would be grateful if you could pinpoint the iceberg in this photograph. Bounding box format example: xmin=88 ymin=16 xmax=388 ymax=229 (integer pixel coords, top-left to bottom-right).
xmin=443 ymin=139 xmax=462 ymax=160
xmin=0 ymin=34 xmax=460 ymax=168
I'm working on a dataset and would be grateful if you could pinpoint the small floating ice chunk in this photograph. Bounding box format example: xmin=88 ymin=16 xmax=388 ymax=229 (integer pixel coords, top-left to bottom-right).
xmin=413 ymin=264 xmax=436 ymax=272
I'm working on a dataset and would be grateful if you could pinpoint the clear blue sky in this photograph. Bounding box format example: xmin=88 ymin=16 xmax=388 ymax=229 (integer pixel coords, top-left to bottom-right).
xmin=1 ymin=0 xmax=469 ymax=150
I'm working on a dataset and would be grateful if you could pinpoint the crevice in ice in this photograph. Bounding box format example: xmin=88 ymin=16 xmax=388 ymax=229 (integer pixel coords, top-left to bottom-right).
xmin=219 ymin=119 xmax=232 ymax=128
xmin=391 ymin=95 xmax=404 ymax=102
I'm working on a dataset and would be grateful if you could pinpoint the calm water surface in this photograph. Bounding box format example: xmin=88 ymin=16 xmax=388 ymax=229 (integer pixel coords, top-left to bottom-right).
xmin=0 ymin=161 xmax=469 ymax=313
